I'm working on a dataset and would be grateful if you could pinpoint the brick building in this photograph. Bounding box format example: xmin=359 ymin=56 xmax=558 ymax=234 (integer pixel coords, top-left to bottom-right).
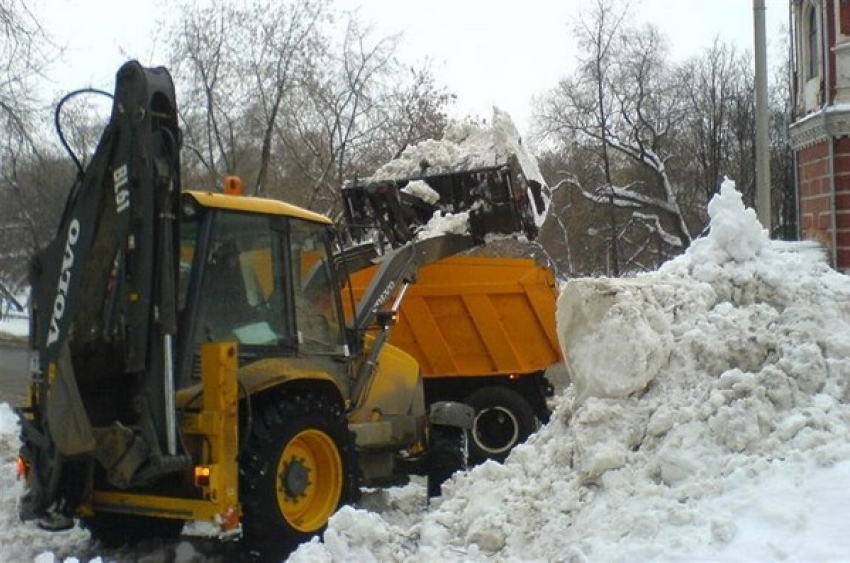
xmin=791 ymin=0 xmax=850 ymax=269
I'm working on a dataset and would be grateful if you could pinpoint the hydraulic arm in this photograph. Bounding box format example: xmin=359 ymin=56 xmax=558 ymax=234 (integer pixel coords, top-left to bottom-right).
xmin=23 ymin=60 xmax=187 ymax=519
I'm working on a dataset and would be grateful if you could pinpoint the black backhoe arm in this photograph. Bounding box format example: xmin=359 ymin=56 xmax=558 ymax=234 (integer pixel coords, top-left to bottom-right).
xmin=24 ymin=61 xmax=184 ymax=517
xmin=33 ymin=61 xmax=180 ymax=366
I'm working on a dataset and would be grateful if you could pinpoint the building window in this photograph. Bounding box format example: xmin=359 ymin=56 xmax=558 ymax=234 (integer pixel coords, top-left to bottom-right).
xmin=842 ymin=0 xmax=850 ymax=36
xmin=808 ymin=6 xmax=819 ymax=79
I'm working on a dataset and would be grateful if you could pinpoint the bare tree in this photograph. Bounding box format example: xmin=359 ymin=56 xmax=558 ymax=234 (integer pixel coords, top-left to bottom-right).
xmin=242 ymin=0 xmax=326 ymax=195
xmin=606 ymin=24 xmax=693 ymax=248
xmin=530 ymin=3 xmax=793 ymax=277
xmin=168 ymin=0 xmax=246 ymax=187
xmin=538 ymin=0 xmax=628 ymax=274
xmin=168 ymin=1 xmax=452 ymax=215
xmin=278 ymin=18 xmax=453 ymax=216
xmin=768 ymin=30 xmax=796 ymax=240
xmin=280 ymin=19 xmax=398 ymax=212
xmin=0 ymin=0 xmax=49 ymax=148
xmin=0 ymin=147 xmax=76 ymax=296
xmin=0 ymin=0 xmax=56 ymax=296
xmin=535 ymin=12 xmax=692 ymax=274
xmin=678 ymin=40 xmax=739 ymax=207
xmin=675 ymin=39 xmax=760 ymax=233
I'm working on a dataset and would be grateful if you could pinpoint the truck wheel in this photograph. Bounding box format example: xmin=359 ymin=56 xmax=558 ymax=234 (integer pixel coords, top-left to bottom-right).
xmin=465 ymin=386 xmax=537 ymax=464
xmin=240 ymin=392 xmax=358 ymax=561
xmin=82 ymin=513 xmax=184 ymax=548
xmin=427 ymin=425 xmax=468 ymax=498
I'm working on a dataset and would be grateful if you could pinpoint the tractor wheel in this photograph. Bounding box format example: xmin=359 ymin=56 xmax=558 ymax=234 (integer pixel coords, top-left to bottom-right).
xmin=239 ymin=391 xmax=359 ymax=561
xmin=82 ymin=513 xmax=185 ymax=548
xmin=465 ymin=386 xmax=537 ymax=464
xmin=427 ymin=425 xmax=468 ymax=498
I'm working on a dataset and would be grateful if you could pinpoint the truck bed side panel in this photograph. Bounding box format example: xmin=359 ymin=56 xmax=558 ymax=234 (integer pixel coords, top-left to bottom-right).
xmin=348 ymin=256 xmax=562 ymax=378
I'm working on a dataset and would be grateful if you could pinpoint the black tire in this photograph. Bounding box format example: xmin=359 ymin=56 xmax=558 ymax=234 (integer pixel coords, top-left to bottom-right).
xmin=239 ymin=391 xmax=358 ymax=562
xmin=465 ymin=386 xmax=537 ymax=464
xmin=427 ymin=425 xmax=468 ymax=498
xmin=82 ymin=513 xmax=185 ymax=549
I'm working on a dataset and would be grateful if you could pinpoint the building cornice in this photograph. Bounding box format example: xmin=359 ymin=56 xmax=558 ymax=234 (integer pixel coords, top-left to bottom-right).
xmin=791 ymin=106 xmax=850 ymax=149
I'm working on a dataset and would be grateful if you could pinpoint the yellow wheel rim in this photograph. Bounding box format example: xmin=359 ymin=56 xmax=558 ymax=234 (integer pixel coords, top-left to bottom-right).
xmin=276 ymin=429 xmax=343 ymax=533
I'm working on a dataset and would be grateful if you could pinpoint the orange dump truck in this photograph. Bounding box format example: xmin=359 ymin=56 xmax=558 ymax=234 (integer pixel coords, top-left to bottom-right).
xmin=348 ymin=255 xmax=562 ymax=463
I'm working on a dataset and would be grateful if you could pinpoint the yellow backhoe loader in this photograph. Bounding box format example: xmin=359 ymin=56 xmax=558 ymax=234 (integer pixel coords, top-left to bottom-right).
xmin=16 ymin=61 xmax=552 ymax=561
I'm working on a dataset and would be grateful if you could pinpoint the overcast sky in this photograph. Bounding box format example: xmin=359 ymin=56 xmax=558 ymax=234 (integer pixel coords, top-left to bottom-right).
xmin=34 ymin=0 xmax=789 ymax=135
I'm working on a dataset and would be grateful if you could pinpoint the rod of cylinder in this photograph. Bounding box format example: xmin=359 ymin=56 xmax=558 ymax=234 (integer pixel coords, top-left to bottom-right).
xmin=390 ymin=280 xmax=411 ymax=312
xmin=163 ymin=333 xmax=177 ymax=455
xmin=352 ymin=281 xmax=412 ymax=408
xmin=754 ymin=0 xmax=771 ymax=231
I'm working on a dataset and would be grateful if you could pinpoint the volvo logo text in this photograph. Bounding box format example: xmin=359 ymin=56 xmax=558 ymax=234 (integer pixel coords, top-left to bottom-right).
xmin=47 ymin=219 xmax=81 ymax=346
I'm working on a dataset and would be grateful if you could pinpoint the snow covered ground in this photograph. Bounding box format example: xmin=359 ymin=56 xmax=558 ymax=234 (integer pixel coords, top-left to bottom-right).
xmin=3 ymin=180 xmax=850 ymax=561
xmin=0 ymin=315 xmax=27 ymax=338
xmin=0 ymin=285 xmax=28 ymax=340
xmin=0 ymin=287 xmax=28 ymax=339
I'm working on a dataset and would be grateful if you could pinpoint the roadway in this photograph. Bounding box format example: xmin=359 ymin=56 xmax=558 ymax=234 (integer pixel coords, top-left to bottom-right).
xmin=0 ymin=339 xmax=29 ymax=407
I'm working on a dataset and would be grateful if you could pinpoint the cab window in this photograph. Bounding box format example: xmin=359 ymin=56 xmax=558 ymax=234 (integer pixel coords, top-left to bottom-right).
xmin=196 ymin=211 xmax=291 ymax=347
xmin=289 ymin=220 xmax=345 ymax=354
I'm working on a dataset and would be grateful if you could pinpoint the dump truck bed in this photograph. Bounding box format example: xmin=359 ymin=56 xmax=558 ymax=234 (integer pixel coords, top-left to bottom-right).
xmin=347 ymin=256 xmax=562 ymax=378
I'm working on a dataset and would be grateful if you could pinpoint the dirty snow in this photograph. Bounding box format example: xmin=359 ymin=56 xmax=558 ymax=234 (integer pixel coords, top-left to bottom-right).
xmin=371 ymin=108 xmax=540 ymax=183
xmin=370 ymin=107 xmax=550 ymax=228
xmin=288 ymin=178 xmax=850 ymax=562
xmin=3 ymin=179 xmax=850 ymax=561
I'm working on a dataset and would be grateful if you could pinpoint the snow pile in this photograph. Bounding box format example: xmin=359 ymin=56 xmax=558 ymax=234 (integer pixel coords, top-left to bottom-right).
xmin=372 ymin=108 xmax=543 ymax=184
xmin=289 ymin=178 xmax=850 ymax=561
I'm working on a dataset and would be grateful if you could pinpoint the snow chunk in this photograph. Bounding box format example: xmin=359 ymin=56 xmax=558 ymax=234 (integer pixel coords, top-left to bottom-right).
xmin=289 ymin=506 xmax=406 ymax=563
xmin=688 ymin=178 xmax=769 ymax=264
xmin=415 ymin=211 xmax=470 ymax=240
xmin=557 ymin=278 xmax=676 ymax=402
xmin=401 ymin=180 xmax=440 ymax=205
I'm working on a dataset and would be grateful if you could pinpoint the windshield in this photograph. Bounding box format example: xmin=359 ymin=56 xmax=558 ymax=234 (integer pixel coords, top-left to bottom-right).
xmin=181 ymin=208 xmax=345 ymax=357
xmin=192 ymin=211 xmax=291 ymax=347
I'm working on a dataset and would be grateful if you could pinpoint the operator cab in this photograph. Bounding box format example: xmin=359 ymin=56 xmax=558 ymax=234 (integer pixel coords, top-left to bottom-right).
xmin=176 ymin=191 xmax=349 ymax=385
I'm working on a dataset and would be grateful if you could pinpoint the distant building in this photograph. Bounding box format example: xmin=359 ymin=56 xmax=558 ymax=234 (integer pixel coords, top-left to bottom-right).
xmin=790 ymin=0 xmax=850 ymax=270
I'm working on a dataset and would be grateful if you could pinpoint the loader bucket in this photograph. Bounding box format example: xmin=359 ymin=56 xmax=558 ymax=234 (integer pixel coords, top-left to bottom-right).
xmin=342 ymin=160 xmax=548 ymax=247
